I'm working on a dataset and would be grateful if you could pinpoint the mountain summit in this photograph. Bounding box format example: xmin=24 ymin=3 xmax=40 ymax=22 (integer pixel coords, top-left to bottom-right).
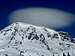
xmin=0 ymin=22 xmax=75 ymax=56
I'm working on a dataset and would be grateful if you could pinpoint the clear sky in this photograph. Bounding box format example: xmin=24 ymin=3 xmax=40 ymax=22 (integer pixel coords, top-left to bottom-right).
xmin=0 ymin=0 xmax=75 ymax=38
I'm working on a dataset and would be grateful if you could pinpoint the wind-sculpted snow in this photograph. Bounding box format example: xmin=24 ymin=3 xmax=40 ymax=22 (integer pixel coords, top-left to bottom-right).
xmin=0 ymin=22 xmax=75 ymax=56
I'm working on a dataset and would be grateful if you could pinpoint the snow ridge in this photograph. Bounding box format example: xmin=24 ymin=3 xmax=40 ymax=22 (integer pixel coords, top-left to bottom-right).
xmin=0 ymin=22 xmax=75 ymax=56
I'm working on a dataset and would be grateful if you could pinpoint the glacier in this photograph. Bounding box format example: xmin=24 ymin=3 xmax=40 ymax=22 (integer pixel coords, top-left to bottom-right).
xmin=0 ymin=22 xmax=74 ymax=56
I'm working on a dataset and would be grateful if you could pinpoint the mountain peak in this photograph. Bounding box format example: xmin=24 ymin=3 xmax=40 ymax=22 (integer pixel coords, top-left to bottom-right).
xmin=0 ymin=22 xmax=75 ymax=56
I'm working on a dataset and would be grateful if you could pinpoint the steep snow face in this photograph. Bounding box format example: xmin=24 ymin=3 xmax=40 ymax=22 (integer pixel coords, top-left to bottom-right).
xmin=0 ymin=22 xmax=75 ymax=56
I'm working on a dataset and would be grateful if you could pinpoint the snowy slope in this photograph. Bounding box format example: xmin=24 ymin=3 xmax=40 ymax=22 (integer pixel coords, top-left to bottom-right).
xmin=0 ymin=22 xmax=75 ymax=56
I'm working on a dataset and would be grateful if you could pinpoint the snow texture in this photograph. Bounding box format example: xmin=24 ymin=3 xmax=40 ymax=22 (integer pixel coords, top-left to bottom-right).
xmin=0 ymin=22 xmax=75 ymax=56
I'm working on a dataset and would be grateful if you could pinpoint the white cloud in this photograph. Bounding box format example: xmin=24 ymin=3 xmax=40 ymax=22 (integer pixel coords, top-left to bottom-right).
xmin=9 ymin=7 xmax=75 ymax=29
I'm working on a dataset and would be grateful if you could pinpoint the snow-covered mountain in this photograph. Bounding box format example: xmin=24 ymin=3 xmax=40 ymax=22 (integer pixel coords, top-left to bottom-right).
xmin=0 ymin=22 xmax=75 ymax=56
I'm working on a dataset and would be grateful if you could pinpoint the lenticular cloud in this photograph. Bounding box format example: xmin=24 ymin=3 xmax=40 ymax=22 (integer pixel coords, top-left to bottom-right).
xmin=9 ymin=8 xmax=75 ymax=29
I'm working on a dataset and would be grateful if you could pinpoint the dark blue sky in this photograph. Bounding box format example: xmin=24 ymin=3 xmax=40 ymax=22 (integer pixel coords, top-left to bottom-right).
xmin=0 ymin=0 xmax=75 ymax=37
